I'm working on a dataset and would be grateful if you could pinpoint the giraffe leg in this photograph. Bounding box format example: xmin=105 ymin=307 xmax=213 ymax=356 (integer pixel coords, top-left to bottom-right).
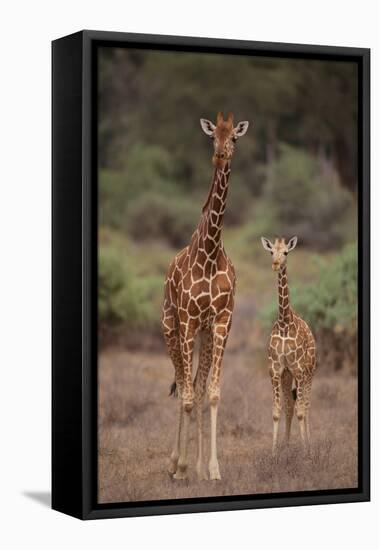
xmin=305 ymin=410 xmax=310 ymax=446
xmin=194 ymin=329 xmax=213 ymax=481
xmin=294 ymin=375 xmax=308 ymax=453
xmin=207 ymin=320 xmax=230 ymax=480
xmin=169 ymin=401 xmax=183 ymax=474
xmin=161 ymin=307 xmax=184 ymax=475
xmin=173 ymin=324 xmax=197 ymax=480
xmin=281 ymin=369 xmax=295 ymax=446
xmin=209 ymin=402 xmax=220 ymax=480
xmin=304 ymin=376 xmax=313 ymax=449
xmin=270 ymin=361 xmax=283 ymax=457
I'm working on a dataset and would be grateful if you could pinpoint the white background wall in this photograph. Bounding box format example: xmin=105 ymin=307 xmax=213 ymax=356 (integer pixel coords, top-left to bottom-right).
xmin=0 ymin=1 xmax=376 ymax=548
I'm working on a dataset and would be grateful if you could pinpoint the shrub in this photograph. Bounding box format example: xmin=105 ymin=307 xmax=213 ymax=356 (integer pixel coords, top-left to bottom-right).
xmin=120 ymin=143 xmax=175 ymax=193
xmin=125 ymin=191 xmax=199 ymax=248
xmin=224 ymin=177 xmax=253 ymax=226
xmin=261 ymin=144 xmax=355 ymax=249
xmin=98 ymin=245 xmax=161 ymax=337
xmin=99 ymin=143 xmax=179 ymax=230
xmin=99 ymin=170 xmax=127 ymax=230
xmin=292 ymin=243 xmax=357 ymax=333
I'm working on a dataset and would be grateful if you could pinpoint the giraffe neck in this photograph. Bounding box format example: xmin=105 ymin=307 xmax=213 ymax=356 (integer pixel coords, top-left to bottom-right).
xmin=193 ymin=163 xmax=231 ymax=255
xmin=277 ymin=265 xmax=292 ymax=330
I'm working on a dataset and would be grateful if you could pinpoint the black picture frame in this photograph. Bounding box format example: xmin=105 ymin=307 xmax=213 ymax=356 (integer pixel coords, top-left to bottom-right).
xmin=52 ymin=30 xmax=370 ymax=520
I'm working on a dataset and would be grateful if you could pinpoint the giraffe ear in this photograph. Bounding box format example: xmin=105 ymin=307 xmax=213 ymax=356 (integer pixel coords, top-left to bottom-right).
xmin=234 ymin=121 xmax=249 ymax=138
xmin=200 ymin=118 xmax=216 ymax=136
xmin=287 ymin=236 xmax=298 ymax=251
xmin=261 ymin=237 xmax=274 ymax=251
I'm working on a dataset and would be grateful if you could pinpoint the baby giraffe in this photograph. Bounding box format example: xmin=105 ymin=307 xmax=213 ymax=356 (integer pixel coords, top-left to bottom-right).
xmin=261 ymin=236 xmax=316 ymax=456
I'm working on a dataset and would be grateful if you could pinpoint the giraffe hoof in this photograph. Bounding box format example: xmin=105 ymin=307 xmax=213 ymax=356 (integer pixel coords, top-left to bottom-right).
xmin=209 ymin=462 xmax=221 ymax=480
xmin=173 ymin=463 xmax=188 ymax=480
xmin=173 ymin=470 xmax=188 ymax=480
xmin=168 ymin=462 xmax=177 ymax=475
xmin=196 ymin=463 xmax=208 ymax=481
xmin=168 ymin=454 xmax=179 ymax=475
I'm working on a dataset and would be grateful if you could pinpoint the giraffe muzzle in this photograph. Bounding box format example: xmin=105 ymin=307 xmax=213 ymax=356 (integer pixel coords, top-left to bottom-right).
xmin=212 ymin=154 xmax=230 ymax=169
xmin=214 ymin=151 xmax=226 ymax=160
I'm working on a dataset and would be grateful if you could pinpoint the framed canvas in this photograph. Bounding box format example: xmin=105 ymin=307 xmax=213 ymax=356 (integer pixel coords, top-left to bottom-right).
xmin=52 ymin=30 xmax=370 ymax=520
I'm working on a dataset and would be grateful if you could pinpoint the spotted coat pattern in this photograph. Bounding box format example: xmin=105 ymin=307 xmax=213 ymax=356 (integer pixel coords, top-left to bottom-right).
xmin=162 ymin=165 xmax=235 ymax=479
xmin=161 ymin=112 xmax=249 ymax=481
xmin=263 ymin=237 xmax=316 ymax=454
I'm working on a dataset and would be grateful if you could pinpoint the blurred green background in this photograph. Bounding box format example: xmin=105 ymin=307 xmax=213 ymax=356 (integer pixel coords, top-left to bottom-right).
xmin=98 ymin=47 xmax=358 ymax=373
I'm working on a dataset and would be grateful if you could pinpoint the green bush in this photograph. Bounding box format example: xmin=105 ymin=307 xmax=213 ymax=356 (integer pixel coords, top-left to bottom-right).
xmin=125 ymin=191 xmax=199 ymax=248
xmin=260 ymin=144 xmax=355 ymax=249
xmin=293 ymin=243 xmax=357 ymax=332
xmin=99 ymin=143 xmax=179 ymax=230
xmin=98 ymin=245 xmax=161 ymax=333
xmin=99 ymin=142 xmax=208 ymax=248
xmin=224 ymin=177 xmax=254 ymax=226
xmin=120 ymin=143 xmax=175 ymax=193
xmin=99 ymin=170 xmax=127 ymax=230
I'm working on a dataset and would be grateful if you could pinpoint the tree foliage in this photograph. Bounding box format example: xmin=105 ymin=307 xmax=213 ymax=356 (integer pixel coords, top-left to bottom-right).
xmin=99 ymin=244 xmax=161 ymax=334
xmin=98 ymin=48 xmax=357 ymax=250
xmin=97 ymin=48 xmax=358 ymax=359
xmin=99 ymin=48 xmax=358 ymax=192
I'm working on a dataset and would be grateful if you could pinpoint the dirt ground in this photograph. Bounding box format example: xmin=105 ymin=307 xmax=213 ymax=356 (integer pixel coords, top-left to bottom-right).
xmin=98 ymin=310 xmax=358 ymax=503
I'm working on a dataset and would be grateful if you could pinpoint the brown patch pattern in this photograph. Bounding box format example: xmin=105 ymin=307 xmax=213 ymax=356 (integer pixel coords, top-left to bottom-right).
xmin=268 ymin=261 xmax=316 ymax=455
xmin=161 ymin=113 xmax=242 ymax=481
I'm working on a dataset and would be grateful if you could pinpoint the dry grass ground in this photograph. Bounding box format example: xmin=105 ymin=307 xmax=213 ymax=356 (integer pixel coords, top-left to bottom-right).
xmin=98 ymin=310 xmax=358 ymax=503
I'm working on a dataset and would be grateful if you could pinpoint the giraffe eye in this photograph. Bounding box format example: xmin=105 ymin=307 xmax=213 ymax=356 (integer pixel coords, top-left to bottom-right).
xmin=284 ymin=251 xmax=288 ymax=256
xmin=270 ymin=251 xmax=273 ymax=255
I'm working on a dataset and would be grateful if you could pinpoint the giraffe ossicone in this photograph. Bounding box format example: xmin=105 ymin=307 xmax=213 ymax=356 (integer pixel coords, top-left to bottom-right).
xmin=261 ymin=236 xmax=316 ymax=456
xmin=162 ymin=111 xmax=250 ymax=481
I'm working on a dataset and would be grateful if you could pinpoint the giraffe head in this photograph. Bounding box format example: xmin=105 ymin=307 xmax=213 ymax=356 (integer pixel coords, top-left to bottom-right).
xmin=261 ymin=236 xmax=298 ymax=272
xmin=200 ymin=112 xmax=249 ymax=170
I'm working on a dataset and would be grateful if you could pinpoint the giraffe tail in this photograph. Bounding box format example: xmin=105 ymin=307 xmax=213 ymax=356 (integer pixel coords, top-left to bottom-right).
xmin=169 ymin=380 xmax=177 ymax=397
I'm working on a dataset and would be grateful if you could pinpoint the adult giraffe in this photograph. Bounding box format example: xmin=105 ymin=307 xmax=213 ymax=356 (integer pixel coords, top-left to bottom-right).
xmin=162 ymin=112 xmax=249 ymax=480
